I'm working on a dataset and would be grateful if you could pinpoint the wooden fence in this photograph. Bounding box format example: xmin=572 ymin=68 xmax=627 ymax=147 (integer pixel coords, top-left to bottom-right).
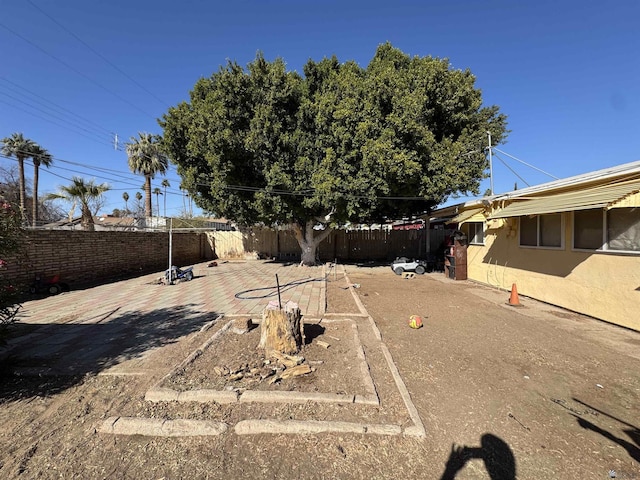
xmin=209 ymin=227 xmax=442 ymax=262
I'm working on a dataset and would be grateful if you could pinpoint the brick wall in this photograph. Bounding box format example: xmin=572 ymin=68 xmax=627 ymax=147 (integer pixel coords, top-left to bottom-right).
xmin=2 ymin=230 xmax=212 ymax=290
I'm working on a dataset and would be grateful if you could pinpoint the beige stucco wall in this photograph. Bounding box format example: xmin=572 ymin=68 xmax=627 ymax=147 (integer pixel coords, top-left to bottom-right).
xmin=464 ymin=213 xmax=640 ymax=331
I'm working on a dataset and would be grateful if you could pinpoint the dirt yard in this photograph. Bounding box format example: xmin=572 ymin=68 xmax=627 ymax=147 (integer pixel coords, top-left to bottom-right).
xmin=1 ymin=265 xmax=639 ymax=479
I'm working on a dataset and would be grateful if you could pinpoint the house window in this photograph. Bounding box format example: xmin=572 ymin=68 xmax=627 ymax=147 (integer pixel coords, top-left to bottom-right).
xmin=574 ymin=209 xmax=603 ymax=249
xmin=519 ymin=214 xmax=563 ymax=248
xmin=574 ymin=208 xmax=640 ymax=252
xmin=465 ymin=222 xmax=484 ymax=245
xmin=608 ymin=208 xmax=640 ymax=251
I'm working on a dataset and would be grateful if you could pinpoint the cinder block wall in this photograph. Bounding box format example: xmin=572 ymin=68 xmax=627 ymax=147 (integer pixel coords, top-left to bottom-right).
xmin=3 ymin=230 xmax=210 ymax=289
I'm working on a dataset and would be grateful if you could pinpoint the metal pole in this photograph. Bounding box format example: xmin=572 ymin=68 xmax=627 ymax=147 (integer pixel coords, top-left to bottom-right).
xmin=275 ymin=274 xmax=282 ymax=309
xmin=168 ymin=218 xmax=173 ymax=284
xmin=487 ymin=131 xmax=494 ymax=195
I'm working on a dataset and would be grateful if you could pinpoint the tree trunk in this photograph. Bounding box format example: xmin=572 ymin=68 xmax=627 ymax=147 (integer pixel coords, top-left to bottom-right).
xmin=144 ymin=176 xmax=152 ymax=218
xmin=259 ymin=301 xmax=304 ymax=355
xmin=292 ymin=220 xmax=332 ymax=266
xmin=17 ymin=156 xmax=26 ymax=223
xmin=81 ymin=203 xmax=95 ymax=231
xmin=32 ymin=164 xmax=39 ymax=227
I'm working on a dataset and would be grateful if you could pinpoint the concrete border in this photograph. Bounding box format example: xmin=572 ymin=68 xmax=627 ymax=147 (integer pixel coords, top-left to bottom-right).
xmin=151 ymin=316 xmax=229 ymax=390
xmin=352 ymin=323 xmax=379 ymax=404
xmin=344 ymin=268 xmax=427 ymax=438
xmin=99 ymin=416 xmax=228 ymax=436
xmin=239 ymin=390 xmax=354 ymax=404
xmin=234 ymin=419 xmax=401 ymax=436
xmin=147 ymin=314 xmax=379 ymax=408
xmin=99 ymin=265 xmax=426 ymax=438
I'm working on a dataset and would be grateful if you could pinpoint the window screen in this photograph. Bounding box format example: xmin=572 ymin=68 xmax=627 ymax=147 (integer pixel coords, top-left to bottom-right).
xmin=574 ymin=209 xmax=604 ymax=250
xmin=608 ymin=208 xmax=640 ymax=251
xmin=520 ymin=216 xmax=538 ymax=246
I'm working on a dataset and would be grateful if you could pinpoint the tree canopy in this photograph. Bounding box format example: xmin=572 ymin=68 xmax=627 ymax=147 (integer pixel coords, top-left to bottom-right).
xmin=160 ymin=43 xmax=508 ymax=264
xmin=1 ymin=132 xmax=38 ymax=223
xmin=46 ymin=177 xmax=110 ymax=231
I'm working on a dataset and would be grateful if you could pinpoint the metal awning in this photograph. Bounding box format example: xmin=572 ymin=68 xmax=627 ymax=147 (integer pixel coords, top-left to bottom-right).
xmin=489 ymin=178 xmax=640 ymax=219
xmin=446 ymin=207 xmax=486 ymax=224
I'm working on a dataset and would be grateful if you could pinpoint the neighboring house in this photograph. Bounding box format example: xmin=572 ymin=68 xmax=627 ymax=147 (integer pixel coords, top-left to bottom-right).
xmin=42 ymin=215 xmax=140 ymax=231
xmin=428 ymin=160 xmax=640 ymax=331
xmin=42 ymin=216 xmax=236 ymax=232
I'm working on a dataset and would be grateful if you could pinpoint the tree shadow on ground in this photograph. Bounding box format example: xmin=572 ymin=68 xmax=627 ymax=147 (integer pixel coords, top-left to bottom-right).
xmin=0 ymin=304 xmax=219 ymax=403
xmin=571 ymin=398 xmax=640 ymax=463
xmin=440 ymin=433 xmax=516 ymax=480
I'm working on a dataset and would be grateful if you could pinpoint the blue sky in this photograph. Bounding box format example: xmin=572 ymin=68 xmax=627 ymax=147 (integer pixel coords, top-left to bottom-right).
xmin=1 ymin=0 xmax=639 ymax=219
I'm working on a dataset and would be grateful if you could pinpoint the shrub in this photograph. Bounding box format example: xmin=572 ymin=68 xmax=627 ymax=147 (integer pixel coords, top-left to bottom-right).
xmin=0 ymin=195 xmax=23 ymax=343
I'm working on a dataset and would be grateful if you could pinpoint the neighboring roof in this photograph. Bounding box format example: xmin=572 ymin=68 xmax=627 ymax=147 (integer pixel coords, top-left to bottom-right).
xmin=492 ymin=159 xmax=640 ymax=201
xmin=489 ymin=177 xmax=640 ymax=218
xmin=430 ymin=159 xmax=640 ymax=218
xmin=96 ymin=215 xmax=136 ymax=226
xmin=446 ymin=207 xmax=485 ymax=224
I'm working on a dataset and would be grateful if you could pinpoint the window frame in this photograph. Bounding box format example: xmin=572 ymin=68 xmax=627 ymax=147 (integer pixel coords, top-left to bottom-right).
xmin=518 ymin=213 xmax=565 ymax=250
xmin=465 ymin=221 xmax=485 ymax=245
xmin=572 ymin=207 xmax=640 ymax=254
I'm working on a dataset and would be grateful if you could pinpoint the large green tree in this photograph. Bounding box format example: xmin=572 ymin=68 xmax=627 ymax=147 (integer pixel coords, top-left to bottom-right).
xmin=126 ymin=133 xmax=169 ymax=218
xmin=46 ymin=177 xmax=110 ymax=231
xmin=1 ymin=132 xmax=38 ymax=223
xmin=160 ymin=43 xmax=508 ymax=264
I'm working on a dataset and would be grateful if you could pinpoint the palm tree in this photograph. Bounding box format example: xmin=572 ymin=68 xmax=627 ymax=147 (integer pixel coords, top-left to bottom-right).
xmin=46 ymin=177 xmax=110 ymax=231
xmin=126 ymin=133 xmax=168 ymax=218
xmin=134 ymin=191 xmax=143 ymax=218
xmin=152 ymin=187 xmax=162 ymax=218
xmin=161 ymin=178 xmax=170 ymax=218
xmin=31 ymin=145 xmax=53 ymax=227
xmin=1 ymin=133 xmax=38 ymax=222
xmin=122 ymin=192 xmax=129 ymax=215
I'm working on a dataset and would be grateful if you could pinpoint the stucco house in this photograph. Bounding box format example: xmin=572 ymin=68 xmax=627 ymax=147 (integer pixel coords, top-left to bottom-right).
xmin=428 ymin=160 xmax=640 ymax=331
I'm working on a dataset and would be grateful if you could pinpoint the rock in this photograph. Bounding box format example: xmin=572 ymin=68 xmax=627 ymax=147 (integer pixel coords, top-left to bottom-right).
xmin=232 ymin=317 xmax=253 ymax=334
xmin=280 ymin=364 xmax=312 ymax=379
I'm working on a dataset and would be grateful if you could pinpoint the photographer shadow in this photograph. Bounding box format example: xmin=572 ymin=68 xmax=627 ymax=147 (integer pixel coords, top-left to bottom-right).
xmin=441 ymin=433 xmax=516 ymax=480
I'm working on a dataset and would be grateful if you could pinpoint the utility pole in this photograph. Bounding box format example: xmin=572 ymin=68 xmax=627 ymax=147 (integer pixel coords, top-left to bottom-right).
xmin=487 ymin=131 xmax=494 ymax=195
xmin=113 ymin=133 xmax=119 ymax=151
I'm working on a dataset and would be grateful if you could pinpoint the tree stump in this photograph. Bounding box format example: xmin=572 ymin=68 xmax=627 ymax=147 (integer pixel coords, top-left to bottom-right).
xmin=259 ymin=301 xmax=304 ymax=355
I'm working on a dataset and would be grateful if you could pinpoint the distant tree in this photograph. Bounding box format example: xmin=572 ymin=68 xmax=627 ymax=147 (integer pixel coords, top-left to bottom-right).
xmin=46 ymin=177 xmax=110 ymax=231
xmin=122 ymin=191 xmax=130 ymax=215
xmin=31 ymin=145 xmax=53 ymax=227
xmin=161 ymin=44 xmax=508 ymax=264
xmin=161 ymin=178 xmax=170 ymax=217
xmin=152 ymin=187 xmax=162 ymax=218
xmin=0 ymin=165 xmax=63 ymax=224
xmin=126 ymin=133 xmax=169 ymax=218
xmin=133 ymin=191 xmax=144 ymax=218
xmin=1 ymin=132 xmax=38 ymax=222
xmin=0 ymin=164 xmax=24 ymax=205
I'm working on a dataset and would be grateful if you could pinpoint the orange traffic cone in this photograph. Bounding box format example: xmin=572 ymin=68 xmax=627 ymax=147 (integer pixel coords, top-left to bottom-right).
xmin=507 ymin=283 xmax=522 ymax=306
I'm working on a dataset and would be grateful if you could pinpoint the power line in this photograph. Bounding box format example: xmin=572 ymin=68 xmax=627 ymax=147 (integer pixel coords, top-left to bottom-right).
xmin=492 ymin=147 xmax=559 ymax=180
xmin=3 ymin=147 xmax=433 ymax=202
xmin=26 ymin=0 xmax=169 ymax=108
xmin=0 ymin=21 xmax=158 ymax=120
xmin=0 ymin=99 xmax=115 ymax=149
xmin=0 ymin=152 xmax=185 ymax=198
xmin=0 ymin=89 xmax=114 ymax=145
xmin=0 ymin=77 xmax=114 ymax=136
xmin=492 ymin=152 xmax=530 ymax=188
